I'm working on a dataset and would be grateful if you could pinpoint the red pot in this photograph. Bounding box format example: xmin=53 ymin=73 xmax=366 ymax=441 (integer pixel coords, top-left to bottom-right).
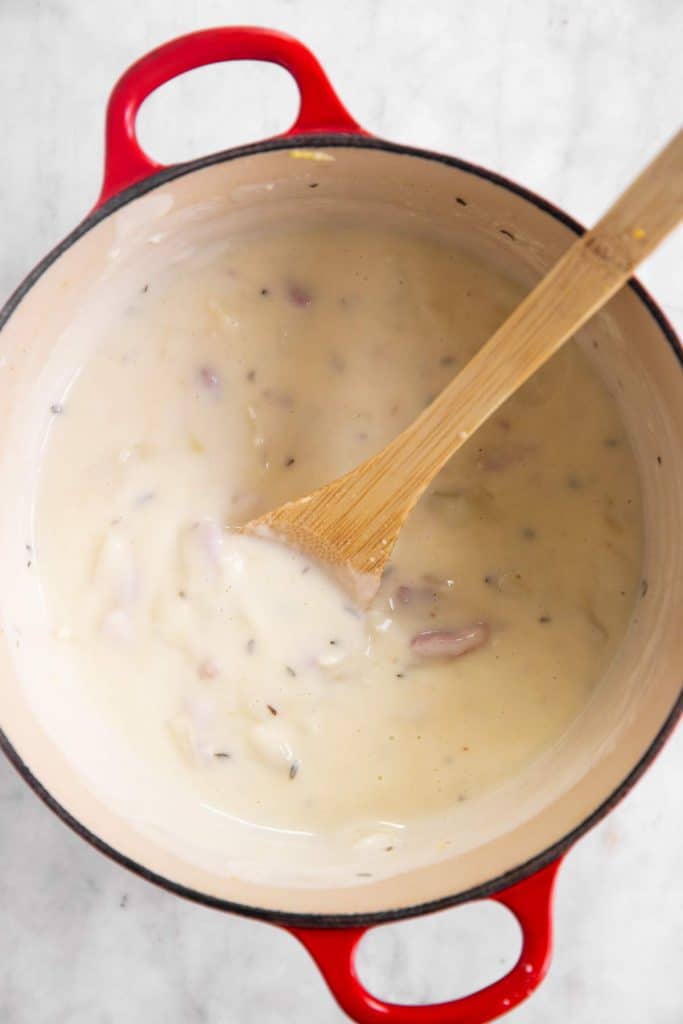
xmin=1 ymin=27 xmax=681 ymax=1024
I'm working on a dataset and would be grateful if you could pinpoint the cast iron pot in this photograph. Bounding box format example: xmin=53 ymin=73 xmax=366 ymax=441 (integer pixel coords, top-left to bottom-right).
xmin=0 ymin=27 xmax=681 ymax=1024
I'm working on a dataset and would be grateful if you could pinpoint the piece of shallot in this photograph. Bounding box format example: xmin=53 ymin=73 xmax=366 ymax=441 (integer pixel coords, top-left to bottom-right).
xmin=410 ymin=623 xmax=489 ymax=659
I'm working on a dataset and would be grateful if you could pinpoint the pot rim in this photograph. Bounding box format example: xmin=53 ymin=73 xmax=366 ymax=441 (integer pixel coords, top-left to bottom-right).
xmin=1 ymin=133 xmax=681 ymax=929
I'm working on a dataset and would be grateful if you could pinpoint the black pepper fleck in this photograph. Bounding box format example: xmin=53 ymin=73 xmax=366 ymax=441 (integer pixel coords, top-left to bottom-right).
xmin=308 ymin=182 xmax=319 ymax=189
xmin=521 ymin=526 xmax=537 ymax=540
xmin=500 ymin=228 xmax=516 ymax=240
xmin=640 ymin=579 xmax=648 ymax=597
xmin=50 ymin=403 xmax=64 ymax=415
xmin=455 ymin=196 xmax=468 ymax=206
xmin=267 ymin=704 xmax=278 ymax=716
xmin=657 ymin=455 xmax=662 ymax=465
xmin=289 ymin=761 xmax=299 ymax=779
xmin=284 ymin=456 xmax=296 ymax=467
xmin=285 ymin=665 xmax=297 ymax=677
xmin=214 ymin=752 xmax=231 ymax=759
xmin=539 ymin=615 xmax=552 ymax=624
xmin=260 ymin=288 xmax=269 ymax=297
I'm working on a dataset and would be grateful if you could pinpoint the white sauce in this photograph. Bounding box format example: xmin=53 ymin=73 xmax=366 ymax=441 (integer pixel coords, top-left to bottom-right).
xmin=31 ymin=222 xmax=642 ymax=884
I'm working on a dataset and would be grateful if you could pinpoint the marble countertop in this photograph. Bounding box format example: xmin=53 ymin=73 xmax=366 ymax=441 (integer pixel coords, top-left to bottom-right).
xmin=1 ymin=2 xmax=681 ymax=1021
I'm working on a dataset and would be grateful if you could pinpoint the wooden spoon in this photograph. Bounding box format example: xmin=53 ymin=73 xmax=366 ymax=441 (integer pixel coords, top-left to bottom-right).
xmin=248 ymin=129 xmax=683 ymax=591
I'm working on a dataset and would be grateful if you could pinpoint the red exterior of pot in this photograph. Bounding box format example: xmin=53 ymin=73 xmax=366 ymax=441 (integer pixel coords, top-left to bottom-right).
xmin=96 ymin=25 xmax=366 ymax=207
xmin=290 ymin=859 xmax=562 ymax=1023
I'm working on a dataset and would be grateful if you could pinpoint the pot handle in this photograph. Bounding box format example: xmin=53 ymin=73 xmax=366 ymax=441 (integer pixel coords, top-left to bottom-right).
xmin=97 ymin=26 xmax=365 ymax=207
xmin=288 ymin=858 xmax=562 ymax=1024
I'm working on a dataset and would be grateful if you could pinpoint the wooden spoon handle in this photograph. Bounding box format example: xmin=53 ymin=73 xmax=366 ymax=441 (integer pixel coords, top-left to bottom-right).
xmin=335 ymin=129 xmax=683 ymax=566
xmin=380 ymin=130 xmax=683 ymax=495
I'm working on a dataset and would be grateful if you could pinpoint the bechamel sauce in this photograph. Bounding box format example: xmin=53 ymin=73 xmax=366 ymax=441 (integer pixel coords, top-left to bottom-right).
xmin=32 ymin=221 xmax=642 ymax=885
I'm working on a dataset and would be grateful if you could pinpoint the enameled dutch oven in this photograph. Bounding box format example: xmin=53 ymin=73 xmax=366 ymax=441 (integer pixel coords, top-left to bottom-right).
xmin=1 ymin=27 xmax=681 ymax=1024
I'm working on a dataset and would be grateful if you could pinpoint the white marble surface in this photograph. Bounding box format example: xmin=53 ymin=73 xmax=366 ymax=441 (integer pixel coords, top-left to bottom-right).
xmin=0 ymin=1 xmax=681 ymax=1021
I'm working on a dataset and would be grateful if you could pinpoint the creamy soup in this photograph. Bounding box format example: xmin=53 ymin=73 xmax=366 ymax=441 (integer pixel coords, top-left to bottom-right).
xmin=33 ymin=221 xmax=642 ymax=884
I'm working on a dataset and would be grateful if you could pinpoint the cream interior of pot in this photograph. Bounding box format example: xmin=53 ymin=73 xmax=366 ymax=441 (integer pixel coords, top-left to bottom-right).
xmin=0 ymin=145 xmax=681 ymax=917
